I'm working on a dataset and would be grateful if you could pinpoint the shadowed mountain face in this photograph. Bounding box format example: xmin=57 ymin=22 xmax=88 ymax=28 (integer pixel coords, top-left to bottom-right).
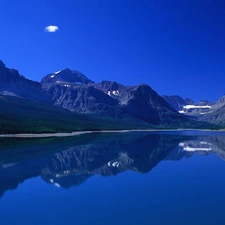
xmin=196 ymin=95 xmax=225 ymax=125
xmin=162 ymin=95 xmax=194 ymax=112
xmin=162 ymin=95 xmax=213 ymax=114
xmin=41 ymin=68 xmax=94 ymax=90
xmin=45 ymin=84 xmax=119 ymax=115
xmin=1 ymin=132 xmax=225 ymax=198
xmin=0 ymin=60 xmax=49 ymax=102
xmin=119 ymin=84 xmax=178 ymax=124
xmin=41 ymin=69 xmax=195 ymax=125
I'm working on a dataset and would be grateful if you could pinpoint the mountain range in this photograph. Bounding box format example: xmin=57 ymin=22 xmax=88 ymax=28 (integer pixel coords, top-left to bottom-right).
xmin=163 ymin=95 xmax=225 ymax=125
xmin=0 ymin=60 xmax=223 ymax=133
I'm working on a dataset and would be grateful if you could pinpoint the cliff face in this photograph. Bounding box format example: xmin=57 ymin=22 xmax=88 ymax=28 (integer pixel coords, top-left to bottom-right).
xmin=46 ymin=84 xmax=119 ymax=115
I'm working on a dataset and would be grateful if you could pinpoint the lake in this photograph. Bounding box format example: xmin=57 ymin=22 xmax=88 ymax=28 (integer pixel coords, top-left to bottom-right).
xmin=0 ymin=130 xmax=225 ymax=225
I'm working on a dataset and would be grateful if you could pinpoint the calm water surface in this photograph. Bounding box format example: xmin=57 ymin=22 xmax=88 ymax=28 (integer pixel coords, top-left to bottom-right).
xmin=0 ymin=131 xmax=225 ymax=225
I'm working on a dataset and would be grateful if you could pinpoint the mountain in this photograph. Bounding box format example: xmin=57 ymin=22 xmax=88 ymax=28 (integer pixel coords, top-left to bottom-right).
xmin=41 ymin=70 xmax=123 ymax=116
xmin=41 ymin=69 xmax=210 ymax=127
xmin=163 ymin=94 xmax=225 ymax=126
xmin=94 ymin=81 xmax=185 ymax=124
xmin=41 ymin=68 xmax=94 ymax=90
xmin=0 ymin=60 xmax=48 ymax=102
xmin=47 ymin=84 xmax=119 ymax=114
xmin=197 ymin=95 xmax=225 ymax=125
xmin=0 ymin=60 xmax=219 ymax=131
xmin=162 ymin=95 xmax=194 ymax=111
xmin=92 ymin=80 xmax=131 ymax=98
xmin=117 ymin=84 xmax=181 ymax=125
xmin=163 ymin=95 xmax=213 ymax=116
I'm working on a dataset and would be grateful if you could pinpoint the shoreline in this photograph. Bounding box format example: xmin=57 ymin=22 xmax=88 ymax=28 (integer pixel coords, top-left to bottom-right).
xmin=0 ymin=129 xmax=160 ymax=138
xmin=0 ymin=129 xmax=224 ymax=138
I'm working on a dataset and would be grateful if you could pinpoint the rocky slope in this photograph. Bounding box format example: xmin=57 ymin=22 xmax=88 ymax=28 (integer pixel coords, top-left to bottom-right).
xmin=0 ymin=60 xmax=49 ymax=102
xmin=162 ymin=94 xmax=225 ymax=125
xmin=41 ymin=68 xmax=94 ymax=89
xmin=197 ymin=95 xmax=225 ymax=125
xmin=162 ymin=95 xmax=213 ymax=115
xmin=162 ymin=95 xmax=194 ymax=111
xmin=41 ymin=69 xmax=202 ymax=126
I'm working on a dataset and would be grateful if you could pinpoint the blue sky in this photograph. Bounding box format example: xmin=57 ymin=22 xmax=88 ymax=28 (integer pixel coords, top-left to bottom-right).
xmin=0 ymin=0 xmax=225 ymax=102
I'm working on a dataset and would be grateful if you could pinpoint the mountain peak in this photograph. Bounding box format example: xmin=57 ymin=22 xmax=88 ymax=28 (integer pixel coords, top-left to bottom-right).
xmin=135 ymin=84 xmax=155 ymax=94
xmin=0 ymin=60 xmax=6 ymax=69
xmin=0 ymin=60 xmax=6 ymax=74
xmin=0 ymin=60 xmax=48 ymax=102
xmin=216 ymin=94 xmax=225 ymax=105
xmin=41 ymin=68 xmax=94 ymax=89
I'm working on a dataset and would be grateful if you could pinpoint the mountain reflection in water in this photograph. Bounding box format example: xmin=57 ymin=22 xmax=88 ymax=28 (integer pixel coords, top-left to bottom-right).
xmin=0 ymin=131 xmax=225 ymax=198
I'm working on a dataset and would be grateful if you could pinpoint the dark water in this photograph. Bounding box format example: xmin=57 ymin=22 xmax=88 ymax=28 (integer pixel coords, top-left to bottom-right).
xmin=1 ymin=131 xmax=225 ymax=225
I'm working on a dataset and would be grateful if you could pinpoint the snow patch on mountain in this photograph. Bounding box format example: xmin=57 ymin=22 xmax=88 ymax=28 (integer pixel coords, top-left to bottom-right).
xmin=107 ymin=90 xmax=119 ymax=96
xmin=54 ymin=70 xmax=61 ymax=75
xmin=50 ymin=71 xmax=61 ymax=78
xmin=183 ymin=105 xmax=211 ymax=109
xmin=107 ymin=161 xmax=120 ymax=167
xmin=178 ymin=105 xmax=212 ymax=114
xmin=0 ymin=91 xmax=18 ymax=97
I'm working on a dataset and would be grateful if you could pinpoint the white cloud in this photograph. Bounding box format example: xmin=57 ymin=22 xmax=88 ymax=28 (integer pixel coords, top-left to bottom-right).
xmin=45 ymin=25 xmax=59 ymax=33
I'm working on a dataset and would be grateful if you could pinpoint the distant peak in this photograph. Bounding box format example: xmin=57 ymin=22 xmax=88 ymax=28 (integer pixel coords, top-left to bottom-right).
xmin=61 ymin=68 xmax=72 ymax=72
xmin=41 ymin=67 xmax=94 ymax=88
xmin=136 ymin=84 xmax=153 ymax=90
xmin=216 ymin=94 xmax=225 ymax=104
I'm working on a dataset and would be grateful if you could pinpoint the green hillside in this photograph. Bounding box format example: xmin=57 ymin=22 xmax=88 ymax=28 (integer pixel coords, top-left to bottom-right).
xmin=0 ymin=95 xmax=155 ymax=134
xmin=0 ymin=95 xmax=219 ymax=134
